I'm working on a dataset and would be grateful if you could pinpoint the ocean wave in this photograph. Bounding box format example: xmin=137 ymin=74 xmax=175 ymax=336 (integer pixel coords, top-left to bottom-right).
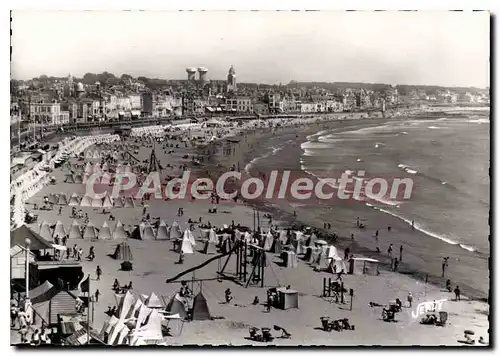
xmin=300 ymin=141 xmax=332 ymax=150
xmin=306 ymin=130 xmax=329 ymax=141
xmin=428 ymin=126 xmax=441 ymax=129
xmin=365 ymin=203 xmax=477 ymax=253
xmin=244 ymin=145 xmax=285 ymax=173
xmin=398 ymin=164 xmax=418 ymax=175
xmin=467 ymin=118 xmax=490 ymax=124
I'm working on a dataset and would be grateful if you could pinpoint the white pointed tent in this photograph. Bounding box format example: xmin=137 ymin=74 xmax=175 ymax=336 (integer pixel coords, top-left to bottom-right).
xmin=181 ymin=229 xmax=195 ymax=254
xmin=83 ymin=221 xmax=97 ymax=239
xmin=145 ymin=292 xmax=163 ymax=308
xmin=155 ymin=220 xmax=168 ymax=240
xmin=68 ymin=193 xmax=80 ymax=206
xmin=112 ymin=221 xmax=127 ymax=239
xmin=169 ymin=221 xmax=182 ymax=240
xmin=80 ymin=195 xmax=92 ymax=207
xmin=53 ymin=220 xmax=67 ymax=239
xmin=140 ymin=222 xmax=155 ymax=240
xmin=93 ymin=151 xmax=101 ymax=160
xmin=85 ymin=151 xmax=93 ymax=160
xmin=98 ymin=221 xmax=112 ymax=240
xmin=203 ymin=229 xmax=217 ymax=254
xmin=186 ymin=228 xmax=196 ymax=247
xmin=91 ymin=195 xmax=103 ymax=208
xmin=68 ymin=220 xmax=82 ymax=239
xmin=100 ymin=173 xmax=111 ymax=185
xmin=39 ymin=221 xmax=52 ymax=240
xmin=84 ymin=162 xmax=93 ymax=173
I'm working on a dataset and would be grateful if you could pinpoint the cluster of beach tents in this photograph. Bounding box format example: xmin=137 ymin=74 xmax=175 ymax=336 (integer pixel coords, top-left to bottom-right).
xmin=99 ymin=288 xmax=211 ymax=345
xmin=32 ymin=220 xmax=128 ymax=240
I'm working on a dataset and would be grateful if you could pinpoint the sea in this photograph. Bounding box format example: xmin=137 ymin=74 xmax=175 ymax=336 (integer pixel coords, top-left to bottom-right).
xmin=245 ymin=112 xmax=490 ymax=297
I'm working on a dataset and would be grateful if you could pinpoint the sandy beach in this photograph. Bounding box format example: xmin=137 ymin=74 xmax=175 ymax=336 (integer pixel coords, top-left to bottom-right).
xmin=12 ymin=116 xmax=490 ymax=346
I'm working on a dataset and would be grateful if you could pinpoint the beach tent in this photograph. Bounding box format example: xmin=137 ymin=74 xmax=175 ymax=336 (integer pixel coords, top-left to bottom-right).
xmin=91 ymin=196 xmax=103 ymax=208
xmin=112 ymin=221 xmax=127 ymax=240
xmin=164 ymin=294 xmax=188 ymax=320
xmin=126 ymin=297 xmax=144 ymax=320
xmin=348 ymin=257 xmax=380 ymax=276
xmin=85 ymin=151 xmax=93 ymax=160
xmin=203 ymin=229 xmax=217 ymax=254
xmin=113 ymin=197 xmax=124 ymax=208
xmin=100 ymin=173 xmax=111 ymax=185
xmin=112 ymin=242 xmax=133 ymax=260
xmin=65 ymin=175 xmax=75 ymax=183
xmin=93 ymin=151 xmax=101 ymax=160
xmin=185 ymin=228 xmax=196 ymax=247
xmin=73 ymin=175 xmax=83 ymax=184
xmin=82 ymin=173 xmax=90 ymax=184
xmin=48 ymin=194 xmax=58 ymax=205
xmin=83 ymin=221 xmax=98 ymax=239
xmin=180 ymin=229 xmax=194 ymax=254
xmin=39 ymin=221 xmax=53 ymax=240
xmin=145 ymin=292 xmax=164 ymax=308
xmin=155 ymin=221 xmax=169 ymax=240
xmin=98 ymin=221 xmax=112 ymax=240
xmin=84 ymin=162 xmax=93 ymax=173
xmin=306 ymin=233 xmax=318 ymax=247
xmin=276 ymin=287 xmax=299 ymax=310
xmin=102 ymin=194 xmax=113 ymax=208
xmin=169 ymin=222 xmax=182 ymax=240
xmin=57 ymin=194 xmax=68 ymax=205
xmin=124 ymin=197 xmax=136 ymax=208
xmin=52 ymin=220 xmax=67 ymax=239
xmin=68 ymin=193 xmax=80 ymax=206
xmin=141 ymin=223 xmax=155 ymax=240
xmin=68 ymin=220 xmax=82 ymax=239
xmin=80 ymin=195 xmax=92 ymax=207
xmin=192 ymin=292 xmax=212 ymax=321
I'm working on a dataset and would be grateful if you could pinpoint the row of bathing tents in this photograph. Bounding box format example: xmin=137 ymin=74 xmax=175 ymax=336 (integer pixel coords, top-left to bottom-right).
xmin=80 ymin=162 xmax=135 ymax=175
xmin=44 ymin=192 xmax=138 ymax=208
xmin=32 ymin=220 xmax=129 ymax=241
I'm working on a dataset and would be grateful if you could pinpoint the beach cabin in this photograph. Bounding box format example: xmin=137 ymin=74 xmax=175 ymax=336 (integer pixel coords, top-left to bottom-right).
xmin=348 ymin=257 xmax=380 ymax=276
xmin=275 ymin=287 xmax=299 ymax=310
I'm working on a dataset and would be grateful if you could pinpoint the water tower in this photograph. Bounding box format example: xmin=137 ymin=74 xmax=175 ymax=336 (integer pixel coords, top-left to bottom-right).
xmin=186 ymin=67 xmax=197 ymax=82
xmin=197 ymin=67 xmax=208 ymax=85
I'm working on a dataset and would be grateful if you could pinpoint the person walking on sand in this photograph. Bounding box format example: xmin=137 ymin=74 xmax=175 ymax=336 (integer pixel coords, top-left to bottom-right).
xmin=442 ymin=257 xmax=449 ymax=277
xmin=96 ymin=266 xmax=102 ymax=281
xmin=393 ymin=258 xmax=399 ymax=272
xmin=95 ymin=289 xmax=100 ymax=303
xmin=399 ymin=245 xmax=403 ymax=261
xmin=454 ymin=286 xmax=461 ymax=301
xmin=407 ymin=292 xmax=413 ymax=308
xmin=387 ymin=244 xmax=393 ymax=257
xmin=356 ymin=217 xmax=360 ymax=228
xmin=411 ymin=220 xmax=415 ymax=231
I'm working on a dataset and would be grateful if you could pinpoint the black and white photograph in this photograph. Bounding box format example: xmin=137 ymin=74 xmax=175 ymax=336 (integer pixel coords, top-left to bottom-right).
xmin=9 ymin=9 xmax=491 ymax=347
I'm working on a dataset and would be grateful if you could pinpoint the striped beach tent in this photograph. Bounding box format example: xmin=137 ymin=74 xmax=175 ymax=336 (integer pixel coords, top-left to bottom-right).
xmin=113 ymin=197 xmax=124 ymax=208
xmin=85 ymin=150 xmax=93 ymax=160
xmin=169 ymin=221 xmax=182 ymax=240
xmin=92 ymin=151 xmax=101 ymax=159
xmin=68 ymin=193 xmax=80 ymax=206
xmin=57 ymin=194 xmax=68 ymax=205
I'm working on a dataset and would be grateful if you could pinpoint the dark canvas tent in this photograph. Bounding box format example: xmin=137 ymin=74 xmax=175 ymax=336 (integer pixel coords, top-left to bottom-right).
xmin=191 ymin=292 xmax=212 ymax=321
xmin=65 ymin=175 xmax=75 ymax=183
xmin=112 ymin=242 xmax=133 ymax=261
xmin=57 ymin=194 xmax=68 ymax=205
xmin=73 ymin=175 xmax=83 ymax=184
xmin=47 ymin=194 xmax=58 ymax=205
xmin=80 ymin=195 xmax=92 ymax=207
xmin=123 ymin=197 xmax=136 ymax=208
xmin=169 ymin=222 xmax=182 ymax=240
xmin=164 ymin=294 xmax=188 ymax=320
xmin=145 ymin=292 xmax=164 ymax=308
xmin=11 ymin=225 xmax=53 ymax=250
xmin=68 ymin=220 xmax=82 ymax=239
xmin=348 ymin=257 xmax=380 ymax=276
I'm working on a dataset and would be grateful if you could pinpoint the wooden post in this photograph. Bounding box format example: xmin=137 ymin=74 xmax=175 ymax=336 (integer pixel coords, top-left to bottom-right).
xmin=340 ymin=282 xmax=344 ymax=304
xmin=243 ymin=241 xmax=247 ymax=282
xmin=322 ymin=278 xmax=326 ymax=297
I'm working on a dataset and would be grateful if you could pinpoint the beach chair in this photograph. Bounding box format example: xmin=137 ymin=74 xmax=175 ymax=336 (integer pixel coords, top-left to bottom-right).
xmin=435 ymin=311 xmax=448 ymax=327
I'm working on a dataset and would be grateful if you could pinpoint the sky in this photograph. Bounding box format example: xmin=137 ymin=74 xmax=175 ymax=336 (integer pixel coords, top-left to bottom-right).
xmin=11 ymin=10 xmax=490 ymax=87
